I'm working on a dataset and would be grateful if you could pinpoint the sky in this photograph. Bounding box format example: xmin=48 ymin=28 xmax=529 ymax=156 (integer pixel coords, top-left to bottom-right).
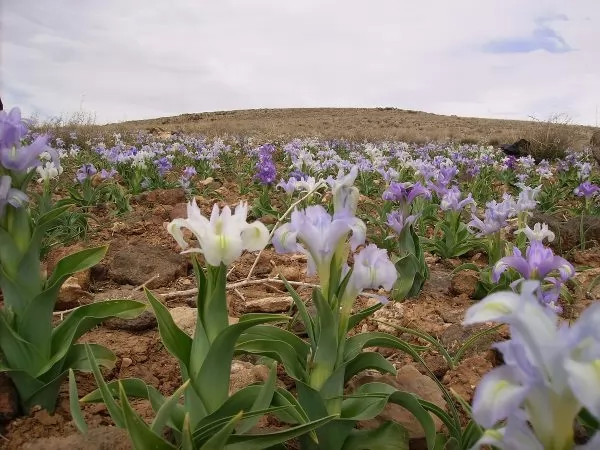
xmin=1 ymin=1 xmax=599 ymax=126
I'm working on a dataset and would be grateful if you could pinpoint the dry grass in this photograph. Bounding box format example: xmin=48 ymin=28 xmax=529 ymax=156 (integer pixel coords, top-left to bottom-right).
xmin=33 ymin=107 xmax=600 ymax=155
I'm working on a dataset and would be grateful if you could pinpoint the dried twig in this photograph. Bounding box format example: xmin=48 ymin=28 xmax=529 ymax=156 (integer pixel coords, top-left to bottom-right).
xmin=134 ymin=274 xmax=160 ymax=291
xmin=245 ymin=181 xmax=326 ymax=281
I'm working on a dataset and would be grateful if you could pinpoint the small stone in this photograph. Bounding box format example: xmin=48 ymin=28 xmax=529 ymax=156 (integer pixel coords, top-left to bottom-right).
xmin=449 ymin=271 xmax=479 ymax=298
xmin=244 ymin=296 xmax=293 ymax=313
xmin=230 ymin=361 xmax=270 ymax=395
xmin=95 ymin=289 xmax=157 ymax=331
xmin=373 ymin=302 xmax=404 ymax=334
xmin=170 ymin=306 xmax=238 ymax=336
xmin=55 ymin=276 xmax=94 ymax=311
xmin=121 ymin=357 xmax=133 ymax=368
xmin=271 ymin=266 xmax=301 ymax=282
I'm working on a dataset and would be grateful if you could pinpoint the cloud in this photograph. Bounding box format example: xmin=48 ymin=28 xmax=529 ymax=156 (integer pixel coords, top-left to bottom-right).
xmin=482 ymin=14 xmax=572 ymax=54
xmin=1 ymin=0 xmax=599 ymax=126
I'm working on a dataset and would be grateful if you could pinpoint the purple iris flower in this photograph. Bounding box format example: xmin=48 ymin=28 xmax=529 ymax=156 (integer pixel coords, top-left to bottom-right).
xmin=182 ymin=166 xmax=197 ymax=180
xmin=154 ymin=157 xmax=172 ymax=177
xmin=492 ymin=240 xmax=575 ymax=283
xmin=254 ymin=143 xmax=277 ymax=185
xmin=272 ymin=205 xmax=366 ymax=277
xmin=440 ymin=185 xmax=476 ymax=212
xmin=75 ymin=164 xmax=97 ymax=183
xmin=0 ymin=107 xmax=28 ymax=150
xmin=100 ymin=168 xmax=118 ymax=180
xmin=574 ymin=181 xmax=599 ymax=199
xmin=382 ymin=181 xmax=431 ymax=203
xmin=0 ymin=175 xmax=29 ymax=217
xmin=386 ymin=210 xmax=418 ymax=235
xmin=0 ymin=134 xmax=56 ymax=172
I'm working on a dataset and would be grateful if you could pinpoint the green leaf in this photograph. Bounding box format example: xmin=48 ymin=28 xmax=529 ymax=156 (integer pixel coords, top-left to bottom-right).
xmin=68 ymin=369 xmax=88 ymax=435
xmin=45 ymin=300 xmax=145 ymax=373
xmin=46 ymin=246 xmax=108 ymax=288
xmin=223 ymin=415 xmax=337 ymax=450
xmin=235 ymin=339 xmax=306 ymax=380
xmin=62 ymin=343 xmax=117 ymax=373
xmin=342 ymin=421 xmax=409 ymax=450
xmin=145 ymin=288 xmax=192 ymax=368
xmin=308 ymin=289 xmax=338 ymax=391
xmin=235 ymin=363 xmax=277 ymax=434
xmin=181 ymin=413 xmax=194 ymax=450
xmin=200 ymin=411 xmax=244 ymax=450
xmin=348 ymin=303 xmax=383 ymax=331
xmin=239 ymin=325 xmax=310 ymax=361
xmin=342 ymin=352 xmax=396 ymax=383
xmin=85 ymin=344 xmax=125 ymax=428
xmin=191 ymin=314 xmax=288 ymax=414
xmin=279 ymin=275 xmax=316 ymax=349
xmin=0 ymin=310 xmax=46 ymax=374
xmin=151 ymin=380 xmax=190 ymax=434
xmin=119 ymin=382 xmax=176 ymax=450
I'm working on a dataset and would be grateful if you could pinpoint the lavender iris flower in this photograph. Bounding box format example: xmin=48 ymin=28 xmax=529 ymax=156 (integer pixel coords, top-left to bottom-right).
xmin=347 ymin=244 xmax=397 ymax=301
xmin=0 ymin=175 xmax=29 ymax=217
xmin=0 ymin=107 xmax=28 ymax=149
xmin=439 ymin=185 xmax=476 ymax=212
xmin=254 ymin=143 xmax=277 ymax=185
xmin=154 ymin=157 xmax=172 ymax=176
xmin=386 ymin=210 xmax=418 ymax=235
xmin=272 ymin=205 xmax=366 ymax=278
xmin=382 ymin=181 xmax=430 ymax=203
xmin=100 ymin=168 xmax=118 ymax=180
xmin=464 ymin=280 xmax=600 ymax=449
xmin=0 ymin=134 xmax=56 ymax=172
xmin=492 ymin=240 xmax=575 ymax=283
xmin=276 ymin=177 xmax=297 ymax=194
xmin=574 ymin=181 xmax=599 ymax=199
xmin=75 ymin=164 xmax=97 ymax=183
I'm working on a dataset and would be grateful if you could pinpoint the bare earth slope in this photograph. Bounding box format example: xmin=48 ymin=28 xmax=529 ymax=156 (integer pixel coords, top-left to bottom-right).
xmin=109 ymin=107 xmax=598 ymax=146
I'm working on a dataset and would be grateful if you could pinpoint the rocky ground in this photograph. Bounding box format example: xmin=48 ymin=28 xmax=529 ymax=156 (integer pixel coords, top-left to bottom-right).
xmin=1 ymin=186 xmax=599 ymax=449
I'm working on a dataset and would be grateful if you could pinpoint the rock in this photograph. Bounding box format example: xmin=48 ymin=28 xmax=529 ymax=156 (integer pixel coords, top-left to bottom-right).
xmin=373 ymin=302 xmax=404 ymax=334
xmin=21 ymin=426 xmax=133 ymax=450
xmin=170 ymin=306 xmax=239 ymax=336
xmin=350 ymin=365 xmax=446 ymax=443
xmin=108 ymin=243 xmax=188 ymax=289
xmin=169 ymin=202 xmax=188 ymax=221
xmin=144 ymin=188 xmax=186 ymax=205
xmin=229 ymin=361 xmax=270 ymax=395
xmin=530 ymin=213 xmax=600 ymax=252
xmin=55 ymin=276 xmax=94 ymax=311
xmin=449 ymin=271 xmax=479 ymax=298
xmin=565 ymin=216 xmax=600 ymax=250
xmin=95 ymin=289 xmax=157 ymax=331
xmin=244 ymin=296 xmax=293 ymax=313
xmin=270 ymin=265 xmax=301 ymax=282
xmin=0 ymin=373 xmax=20 ymax=427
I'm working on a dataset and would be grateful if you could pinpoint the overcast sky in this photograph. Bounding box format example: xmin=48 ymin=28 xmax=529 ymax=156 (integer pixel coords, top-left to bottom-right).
xmin=2 ymin=1 xmax=599 ymax=126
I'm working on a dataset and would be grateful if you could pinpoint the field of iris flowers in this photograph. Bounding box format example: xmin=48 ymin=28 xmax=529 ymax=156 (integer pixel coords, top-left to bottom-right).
xmin=1 ymin=106 xmax=600 ymax=449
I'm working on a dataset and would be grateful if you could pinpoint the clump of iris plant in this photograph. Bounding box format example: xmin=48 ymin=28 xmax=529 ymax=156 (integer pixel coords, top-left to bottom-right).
xmin=465 ymin=280 xmax=600 ymax=449
xmin=574 ymin=181 xmax=600 ymax=249
xmin=382 ymin=181 xmax=431 ymax=300
xmin=493 ymin=222 xmax=575 ymax=313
